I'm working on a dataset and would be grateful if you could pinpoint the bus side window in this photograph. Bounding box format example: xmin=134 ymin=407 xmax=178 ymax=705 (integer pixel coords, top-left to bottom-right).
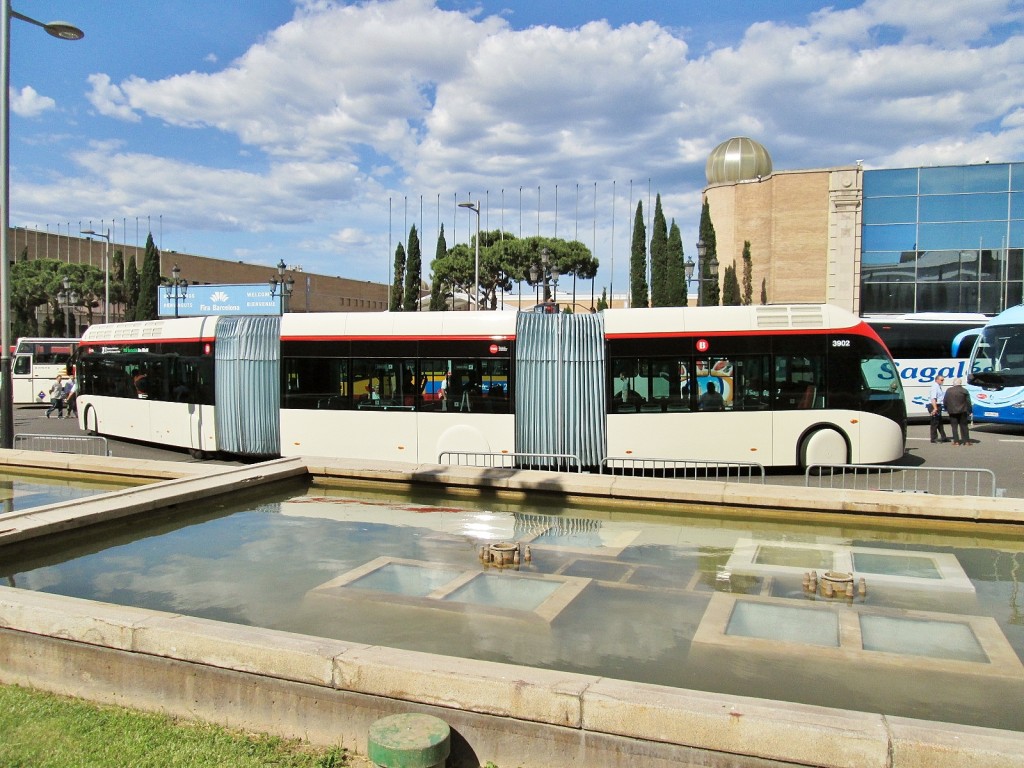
xmin=13 ymin=355 xmax=30 ymax=375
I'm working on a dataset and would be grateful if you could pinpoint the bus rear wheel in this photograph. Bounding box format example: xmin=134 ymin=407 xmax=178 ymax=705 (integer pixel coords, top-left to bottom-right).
xmin=800 ymin=427 xmax=848 ymax=470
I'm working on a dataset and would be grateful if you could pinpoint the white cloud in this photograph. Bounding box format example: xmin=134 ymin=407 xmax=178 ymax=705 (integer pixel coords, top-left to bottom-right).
xmin=18 ymin=0 xmax=1024 ymax=281
xmin=86 ymin=73 xmax=141 ymax=123
xmin=11 ymin=86 xmax=55 ymax=118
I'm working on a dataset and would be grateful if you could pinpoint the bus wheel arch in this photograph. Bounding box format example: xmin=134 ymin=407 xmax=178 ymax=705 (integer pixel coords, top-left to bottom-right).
xmin=82 ymin=404 xmax=99 ymax=435
xmin=798 ymin=425 xmax=850 ymax=469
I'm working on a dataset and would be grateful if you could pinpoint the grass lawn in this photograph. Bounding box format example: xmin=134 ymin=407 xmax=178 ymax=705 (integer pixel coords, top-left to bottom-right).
xmin=0 ymin=683 xmax=374 ymax=767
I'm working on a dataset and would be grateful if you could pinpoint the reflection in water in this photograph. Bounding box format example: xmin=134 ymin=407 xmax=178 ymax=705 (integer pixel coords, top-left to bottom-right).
xmin=0 ymin=472 xmax=139 ymax=515
xmin=4 ymin=483 xmax=1024 ymax=732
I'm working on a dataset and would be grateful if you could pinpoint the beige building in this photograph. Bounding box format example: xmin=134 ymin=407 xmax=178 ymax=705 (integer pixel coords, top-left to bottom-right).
xmin=702 ymin=137 xmax=863 ymax=313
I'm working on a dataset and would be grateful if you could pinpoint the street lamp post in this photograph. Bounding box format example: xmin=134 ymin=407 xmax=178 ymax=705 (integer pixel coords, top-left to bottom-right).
xmin=56 ymin=276 xmax=77 ymax=336
xmin=162 ymin=264 xmax=189 ymax=318
xmin=80 ymin=228 xmax=110 ymax=322
xmin=688 ymin=238 xmax=718 ymax=307
xmin=0 ymin=4 xmax=83 ymax=448
xmin=458 ymin=201 xmax=480 ymax=311
xmin=529 ymin=248 xmax=559 ymax=310
xmin=269 ymin=259 xmax=294 ymax=314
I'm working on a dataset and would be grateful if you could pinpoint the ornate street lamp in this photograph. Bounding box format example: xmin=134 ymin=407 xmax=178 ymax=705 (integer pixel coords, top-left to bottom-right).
xmin=163 ymin=264 xmax=189 ymax=318
xmin=56 ymin=276 xmax=78 ymax=336
xmin=269 ymin=259 xmax=294 ymax=314
xmin=528 ymin=248 xmax=560 ymax=308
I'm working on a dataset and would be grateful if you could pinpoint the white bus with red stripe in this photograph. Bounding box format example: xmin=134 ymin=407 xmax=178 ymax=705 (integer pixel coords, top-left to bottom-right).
xmin=75 ymin=305 xmax=905 ymax=468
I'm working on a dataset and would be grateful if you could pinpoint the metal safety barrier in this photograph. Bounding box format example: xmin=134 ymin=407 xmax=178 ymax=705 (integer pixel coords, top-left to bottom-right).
xmin=600 ymin=456 xmax=766 ymax=483
xmin=438 ymin=451 xmax=582 ymax=472
xmin=14 ymin=433 xmax=111 ymax=457
xmin=805 ymin=464 xmax=1001 ymax=497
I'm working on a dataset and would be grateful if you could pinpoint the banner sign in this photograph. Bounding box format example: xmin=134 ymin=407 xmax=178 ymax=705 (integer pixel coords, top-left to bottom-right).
xmin=158 ymin=284 xmax=282 ymax=317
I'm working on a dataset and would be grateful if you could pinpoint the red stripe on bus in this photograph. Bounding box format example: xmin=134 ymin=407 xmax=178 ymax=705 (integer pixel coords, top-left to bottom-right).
xmin=281 ymin=335 xmax=514 ymax=342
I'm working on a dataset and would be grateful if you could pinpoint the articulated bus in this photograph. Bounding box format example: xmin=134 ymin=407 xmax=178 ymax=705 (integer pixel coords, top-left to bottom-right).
xmin=865 ymin=313 xmax=988 ymax=419
xmin=75 ymin=305 xmax=906 ymax=469
xmin=12 ymin=337 xmax=79 ymax=404
xmin=966 ymin=303 xmax=1024 ymax=425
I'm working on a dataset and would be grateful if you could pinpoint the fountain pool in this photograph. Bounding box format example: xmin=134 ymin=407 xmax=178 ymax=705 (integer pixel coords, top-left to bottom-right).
xmin=3 ymin=480 xmax=1023 ymax=732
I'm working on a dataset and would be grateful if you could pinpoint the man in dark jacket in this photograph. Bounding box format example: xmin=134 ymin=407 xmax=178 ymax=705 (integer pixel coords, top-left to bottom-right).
xmin=942 ymin=378 xmax=973 ymax=446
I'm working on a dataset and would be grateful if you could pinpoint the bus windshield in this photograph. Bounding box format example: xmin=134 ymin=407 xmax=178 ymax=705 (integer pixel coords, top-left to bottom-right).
xmin=970 ymin=324 xmax=1024 ymax=387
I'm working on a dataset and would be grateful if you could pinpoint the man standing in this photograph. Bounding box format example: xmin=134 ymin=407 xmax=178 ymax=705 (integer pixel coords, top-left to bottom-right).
xmin=929 ymin=374 xmax=949 ymax=443
xmin=943 ymin=378 xmax=973 ymax=446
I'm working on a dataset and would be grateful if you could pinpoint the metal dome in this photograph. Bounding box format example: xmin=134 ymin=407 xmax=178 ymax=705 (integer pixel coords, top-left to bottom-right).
xmin=705 ymin=137 xmax=773 ymax=185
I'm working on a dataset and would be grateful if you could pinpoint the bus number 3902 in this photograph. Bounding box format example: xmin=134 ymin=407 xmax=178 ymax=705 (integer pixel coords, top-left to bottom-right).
xmin=832 ymin=339 xmax=851 ymax=347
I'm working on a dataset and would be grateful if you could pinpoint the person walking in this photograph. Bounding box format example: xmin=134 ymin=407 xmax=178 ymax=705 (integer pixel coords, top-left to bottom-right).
xmin=928 ymin=374 xmax=949 ymax=443
xmin=942 ymin=378 xmax=973 ymax=446
xmin=44 ymin=375 xmax=66 ymax=419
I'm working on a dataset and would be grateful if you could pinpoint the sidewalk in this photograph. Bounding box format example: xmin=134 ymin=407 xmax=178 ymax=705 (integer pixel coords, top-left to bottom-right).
xmin=13 ymin=405 xmax=1024 ymax=498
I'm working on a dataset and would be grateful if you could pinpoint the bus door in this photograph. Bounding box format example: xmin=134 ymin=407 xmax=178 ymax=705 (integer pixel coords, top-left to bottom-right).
xmin=11 ymin=350 xmax=40 ymax=403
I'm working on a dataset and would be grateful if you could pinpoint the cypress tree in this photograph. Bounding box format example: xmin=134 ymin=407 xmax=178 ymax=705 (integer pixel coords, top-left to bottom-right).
xmin=124 ymin=255 xmax=139 ymax=321
xmin=402 ymin=225 xmax=421 ymax=312
xmin=390 ymin=242 xmax=406 ymax=311
xmin=667 ymin=220 xmax=686 ymax=306
xmin=698 ymin=199 xmax=719 ymax=306
xmin=135 ymin=233 xmax=160 ymax=321
xmin=722 ymin=262 xmax=742 ymax=306
xmin=742 ymin=240 xmax=753 ymax=306
xmin=429 ymin=224 xmax=448 ymax=311
xmin=629 ymin=201 xmax=648 ymax=308
xmin=760 ymin=277 xmax=768 ymax=305
xmin=649 ymin=194 xmax=668 ymax=306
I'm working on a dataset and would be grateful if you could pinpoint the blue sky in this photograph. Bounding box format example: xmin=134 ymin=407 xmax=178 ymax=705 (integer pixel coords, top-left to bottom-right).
xmin=9 ymin=0 xmax=1024 ymax=298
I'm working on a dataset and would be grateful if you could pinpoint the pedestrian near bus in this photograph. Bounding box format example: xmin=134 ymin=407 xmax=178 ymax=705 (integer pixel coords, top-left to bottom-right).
xmin=45 ymin=375 xmax=65 ymax=419
xmin=928 ymin=374 xmax=949 ymax=443
xmin=943 ymin=377 xmax=973 ymax=446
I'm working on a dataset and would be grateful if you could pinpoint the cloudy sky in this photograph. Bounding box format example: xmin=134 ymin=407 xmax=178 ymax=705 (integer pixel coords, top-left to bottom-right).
xmin=10 ymin=0 xmax=1024 ymax=299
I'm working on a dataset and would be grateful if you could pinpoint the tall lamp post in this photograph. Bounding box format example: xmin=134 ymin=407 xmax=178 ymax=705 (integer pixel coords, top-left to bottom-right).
xmin=529 ymin=248 xmax=559 ymax=308
xmin=56 ymin=276 xmax=77 ymax=336
xmin=458 ymin=201 xmax=480 ymax=311
xmin=162 ymin=264 xmax=189 ymax=318
xmin=80 ymin=228 xmax=110 ymax=322
xmin=269 ymin=259 xmax=294 ymax=314
xmin=0 ymin=5 xmax=83 ymax=449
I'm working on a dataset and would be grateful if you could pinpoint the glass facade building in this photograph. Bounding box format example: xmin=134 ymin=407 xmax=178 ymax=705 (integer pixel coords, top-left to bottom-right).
xmin=861 ymin=162 xmax=1024 ymax=314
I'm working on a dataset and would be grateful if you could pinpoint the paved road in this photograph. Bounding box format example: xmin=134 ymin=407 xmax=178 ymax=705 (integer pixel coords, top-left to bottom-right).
xmin=11 ymin=405 xmax=1024 ymax=498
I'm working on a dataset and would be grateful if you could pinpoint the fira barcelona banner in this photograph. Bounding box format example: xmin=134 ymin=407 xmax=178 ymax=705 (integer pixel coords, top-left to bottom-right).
xmin=158 ymin=284 xmax=283 ymax=317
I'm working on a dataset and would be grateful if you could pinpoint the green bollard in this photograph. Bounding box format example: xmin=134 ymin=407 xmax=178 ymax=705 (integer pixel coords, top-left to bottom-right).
xmin=368 ymin=713 xmax=451 ymax=768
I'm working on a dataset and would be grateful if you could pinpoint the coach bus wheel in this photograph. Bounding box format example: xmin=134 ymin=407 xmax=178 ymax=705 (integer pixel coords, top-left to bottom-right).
xmin=188 ymin=448 xmax=207 ymax=460
xmin=800 ymin=427 xmax=848 ymax=470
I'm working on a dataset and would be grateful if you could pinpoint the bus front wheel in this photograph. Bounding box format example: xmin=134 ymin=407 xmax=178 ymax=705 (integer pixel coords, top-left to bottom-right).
xmin=800 ymin=427 xmax=848 ymax=469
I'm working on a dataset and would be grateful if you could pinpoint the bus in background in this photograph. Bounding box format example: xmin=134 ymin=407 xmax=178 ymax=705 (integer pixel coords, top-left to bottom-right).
xmin=75 ymin=305 xmax=906 ymax=469
xmin=865 ymin=313 xmax=987 ymax=419
xmin=11 ymin=337 xmax=79 ymax=404
xmin=966 ymin=304 xmax=1024 ymax=425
